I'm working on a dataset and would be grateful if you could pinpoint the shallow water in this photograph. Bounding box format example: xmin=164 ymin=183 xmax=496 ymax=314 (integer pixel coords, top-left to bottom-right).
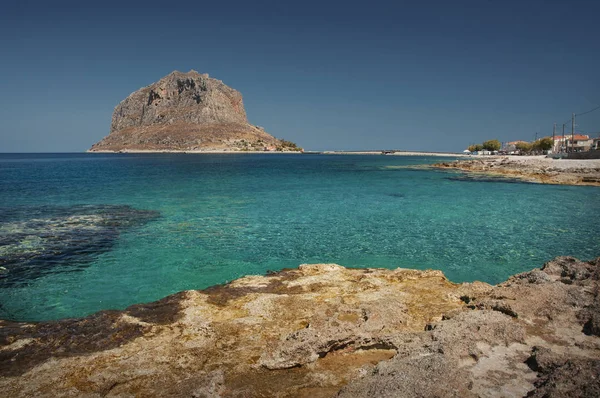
xmin=1 ymin=153 xmax=598 ymax=321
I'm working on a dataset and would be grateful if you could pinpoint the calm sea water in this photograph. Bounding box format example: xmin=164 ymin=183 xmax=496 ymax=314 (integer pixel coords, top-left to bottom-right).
xmin=1 ymin=153 xmax=598 ymax=321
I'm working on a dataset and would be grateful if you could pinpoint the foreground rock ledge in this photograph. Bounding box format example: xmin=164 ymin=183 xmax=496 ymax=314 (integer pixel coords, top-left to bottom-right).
xmin=1 ymin=257 xmax=599 ymax=397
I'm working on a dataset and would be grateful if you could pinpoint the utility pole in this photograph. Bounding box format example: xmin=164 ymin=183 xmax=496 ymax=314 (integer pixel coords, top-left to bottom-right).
xmin=571 ymin=113 xmax=575 ymax=153
xmin=552 ymin=123 xmax=556 ymax=153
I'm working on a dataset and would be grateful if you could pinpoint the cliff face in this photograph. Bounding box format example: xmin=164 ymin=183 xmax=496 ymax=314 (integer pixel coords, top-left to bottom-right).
xmin=1 ymin=257 xmax=599 ymax=397
xmin=89 ymin=70 xmax=289 ymax=152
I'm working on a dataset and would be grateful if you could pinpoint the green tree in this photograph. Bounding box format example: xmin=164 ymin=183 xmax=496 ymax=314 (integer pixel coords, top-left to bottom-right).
xmin=468 ymin=144 xmax=484 ymax=152
xmin=467 ymin=144 xmax=477 ymax=152
xmin=532 ymin=137 xmax=553 ymax=152
xmin=482 ymin=139 xmax=501 ymax=151
xmin=515 ymin=142 xmax=532 ymax=153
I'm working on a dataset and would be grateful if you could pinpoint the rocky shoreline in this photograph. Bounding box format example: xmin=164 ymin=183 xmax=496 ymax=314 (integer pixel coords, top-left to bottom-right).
xmin=321 ymin=151 xmax=470 ymax=157
xmin=1 ymin=256 xmax=599 ymax=397
xmin=434 ymin=155 xmax=600 ymax=186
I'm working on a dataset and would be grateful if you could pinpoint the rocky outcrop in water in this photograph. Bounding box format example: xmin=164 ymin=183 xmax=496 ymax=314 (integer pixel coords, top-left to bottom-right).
xmin=435 ymin=157 xmax=600 ymax=186
xmin=1 ymin=257 xmax=599 ymax=396
xmin=89 ymin=70 xmax=300 ymax=152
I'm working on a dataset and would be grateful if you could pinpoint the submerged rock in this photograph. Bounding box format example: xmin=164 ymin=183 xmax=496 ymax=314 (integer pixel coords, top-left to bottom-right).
xmin=0 ymin=205 xmax=158 ymax=287
xmin=0 ymin=257 xmax=599 ymax=396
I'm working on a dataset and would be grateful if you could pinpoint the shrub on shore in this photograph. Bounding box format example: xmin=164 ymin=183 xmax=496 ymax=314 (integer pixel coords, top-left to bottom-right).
xmin=468 ymin=140 xmax=500 ymax=152
xmin=516 ymin=142 xmax=533 ymax=153
xmin=482 ymin=139 xmax=501 ymax=151
xmin=532 ymin=137 xmax=553 ymax=152
xmin=468 ymin=144 xmax=484 ymax=152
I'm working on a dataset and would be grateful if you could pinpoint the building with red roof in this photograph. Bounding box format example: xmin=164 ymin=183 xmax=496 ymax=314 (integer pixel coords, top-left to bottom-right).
xmin=553 ymin=134 xmax=592 ymax=152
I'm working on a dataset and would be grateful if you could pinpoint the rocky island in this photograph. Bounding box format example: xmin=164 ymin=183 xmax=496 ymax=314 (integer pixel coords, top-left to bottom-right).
xmin=89 ymin=70 xmax=300 ymax=152
xmin=1 ymin=256 xmax=599 ymax=397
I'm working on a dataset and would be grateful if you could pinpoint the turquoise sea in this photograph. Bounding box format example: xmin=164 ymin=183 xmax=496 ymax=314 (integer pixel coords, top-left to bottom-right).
xmin=1 ymin=153 xmax=599 ymax=321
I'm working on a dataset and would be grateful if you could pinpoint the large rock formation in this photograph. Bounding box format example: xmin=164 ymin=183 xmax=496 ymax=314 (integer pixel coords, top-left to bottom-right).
xmin=89 ymin=70 xmax=297 ymax=152
xmin=1 ymin=257 xmax=599 ymax=397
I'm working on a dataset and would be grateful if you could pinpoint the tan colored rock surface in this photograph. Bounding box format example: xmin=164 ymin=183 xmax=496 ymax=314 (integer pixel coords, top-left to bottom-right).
xmin=434 ymin=156 xmax=600 ymax=186
xmin=1 ymin=257 xmax=599 ymax=397
xmin=89 ymin=70 xmax=298 ymax=152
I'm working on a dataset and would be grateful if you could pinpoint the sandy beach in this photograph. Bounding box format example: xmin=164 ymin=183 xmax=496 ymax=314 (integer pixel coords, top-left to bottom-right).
xmin=435 ymin=155 xmax=600 ymax=186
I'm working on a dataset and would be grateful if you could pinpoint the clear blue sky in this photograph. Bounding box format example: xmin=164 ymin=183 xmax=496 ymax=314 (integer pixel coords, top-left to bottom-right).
xmin=1 ymin=0 xmax=599 ymax=152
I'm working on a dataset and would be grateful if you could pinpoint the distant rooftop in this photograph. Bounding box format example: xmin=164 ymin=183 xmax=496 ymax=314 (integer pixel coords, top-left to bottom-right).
xmin=551 ymin=134 xmax=589 ymax=141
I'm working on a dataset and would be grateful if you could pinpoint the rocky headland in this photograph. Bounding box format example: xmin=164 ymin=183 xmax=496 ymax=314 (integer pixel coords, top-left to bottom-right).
xmin=435 ymin=155 xmax=600 ymax=186
xmin=89 ymin=70 xmax=300 ymax=152
xmin=1 ymin=256 xmax=599 ymax=397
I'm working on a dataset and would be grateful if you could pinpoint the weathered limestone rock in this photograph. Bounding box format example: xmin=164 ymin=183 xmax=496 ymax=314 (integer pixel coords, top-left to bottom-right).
xmin=434 ymin=157 xmax=600 ymax=186
xmin=89 ymin=70 xmax=296 ymax=152
xmin=338 ymin=256 xmax=600 ymax=397
xmin=1 ymin=257 xmax=599 ymax=397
